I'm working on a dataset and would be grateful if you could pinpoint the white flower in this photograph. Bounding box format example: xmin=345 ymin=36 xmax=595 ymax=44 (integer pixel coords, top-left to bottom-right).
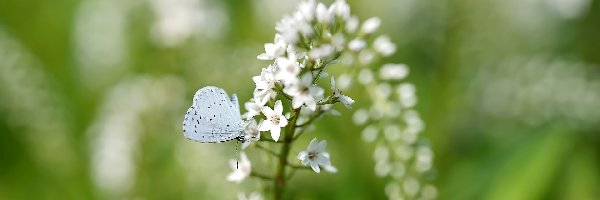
xmin=258 ymin=100 xmax=288 ymax=141
xmin=358 ymin=68 xmax=374 ymax=85
xmin=284 ymin=74 xmax=324 ymax=111
xmin=397 ymin=83 xmax=417 ymax=108
xmin=275 ymin=53 xmax=301 ymax=85
xmin=379 ymin=63 xmax=408 ymax=80
xmin=238 ymin=192 xmax=264 ymax=200
xmin=373 ymin=35 xmax=396 ymax=56
xmin=361 ymin=17 xmax=381 ymax=34
xmin=309 ymin=44 xmax=334 ymax=59
xmin=257 ymin=40 xmax=287 ymax=60
xmin=329 ymin=0 xmax=350 ymax=20
xmin=348 ymin=38 xmax=366 ymax=52
xmin=315 ymin=3 xmax=331 ymax=24
xmin=297 ymin=138 xmax=337 ymax=173
xmin=242 ymin=98 xmax=263 ymax=119
xmin=241 ymin=119 xmax=260 ymax=149
xmin=331 ymin=33 xmax=346 ymax=49
xmin=346 ymin=16 xmax=359 ymax=33
xmin=336 ymin=73 xmax=353 ymax=90
xmin=298 ymin=0 xmax=316 ymax=22
xmin=252 ymin=67 xmax=278 ymax=105
xmin=358 ymin=50 xmax=375 ymax=65
xmin=276 ymin=15 xmax=301 ymax=44
xmin=331 ymin=77 xmax=354 ymax=108
xmin=227 ymin=152 xmax=251 ymax=184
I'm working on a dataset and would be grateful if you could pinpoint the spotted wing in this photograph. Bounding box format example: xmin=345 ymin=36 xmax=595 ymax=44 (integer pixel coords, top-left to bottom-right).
xmin=182 ymin=86 xmax=243 ymax=143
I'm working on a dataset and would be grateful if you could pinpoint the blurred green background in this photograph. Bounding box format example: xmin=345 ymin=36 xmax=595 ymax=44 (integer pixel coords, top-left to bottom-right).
xmin=1 ymin=0 xmax=599 ymax=199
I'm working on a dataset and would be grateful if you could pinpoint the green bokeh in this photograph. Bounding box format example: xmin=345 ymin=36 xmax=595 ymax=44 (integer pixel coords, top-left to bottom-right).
xmin=1 ymin=0 xmax=599 ymax=199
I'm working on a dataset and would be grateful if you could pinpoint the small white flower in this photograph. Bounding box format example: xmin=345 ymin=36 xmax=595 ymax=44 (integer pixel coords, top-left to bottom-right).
xmin=373 ymin=35 xmax=396 ymax=56
xmin=361 ymin=17 xmax=381 ymax=34
xmin=397 ymin=83 xmax=417 ymax=108
xmin=309 ymin=44 xmax=334 ymax=59
xmin=298 ymin=0 xmax=316 ymax=22
xmin=331 ymin=33 xmax=346 ymax=49
xmin=275 ymin=53 xmax=301 ymax=85
xmin=238 ymin=192 xmax=264 ymax=200
xmin=352 ymin=108 xmax=369 ymax=125
xmin=358 ymin=68 xmax=374 ymax=85
xmin=242 ymin=98 xmax=263 ymax=119
xmin=276 ymin=15 xmax=300 ymax=44
xmin=257 ymin=41 xmax=287 ymax=60
xmin=336 ymin=73 xmax=353 ymax=90
xmin=315 ymin=3 xmax=331 ymax=24
xmin=329 ymin=0 xmax=350 ymax=20
xmin=358 ymin=50 xmax=375 ymax=65
xmin=252 ymin=67 xmax=278 ymax=105
xmin=241 ymin=119 xmax=260 ymax=149
xmin=331 ymin=77 xmax=354 ymax=108
xmin=379 ymin=63 xmax=408 ymax=80
xmin=227 ymin=152 xmax=251 ymax=184
xmin=297 ymin=138 xmax=337 ymax=173
xmin=284 ymin=74 xmax=324 ymax=111
xmin=258 ymin=100 xmax=288 ymax=141
xmin=346 ymin=16 xmax=359 ymax=33
xmin=348 ymin=38 xmax=366 ymax=52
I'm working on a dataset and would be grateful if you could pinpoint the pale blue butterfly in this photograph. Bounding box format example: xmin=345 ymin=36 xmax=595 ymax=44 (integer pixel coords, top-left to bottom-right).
xmin=182 ymin=86 xmax=247 ymax=143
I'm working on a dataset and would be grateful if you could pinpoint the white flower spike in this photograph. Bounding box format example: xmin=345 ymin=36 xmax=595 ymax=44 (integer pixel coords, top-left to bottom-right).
xmin=258 ymin=100 xmax=289 ymax=141
xmin=227 ymin=152 xmax=251 ymax=184
xmin=297 ymin=138 xmax=337 ymax=173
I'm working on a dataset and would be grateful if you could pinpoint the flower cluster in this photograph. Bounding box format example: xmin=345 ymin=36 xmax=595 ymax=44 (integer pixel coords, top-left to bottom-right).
xmin=226 ymin=1 xmax=435 ymax=199
xmin=349 ymin=59 xmax=437 ymax=199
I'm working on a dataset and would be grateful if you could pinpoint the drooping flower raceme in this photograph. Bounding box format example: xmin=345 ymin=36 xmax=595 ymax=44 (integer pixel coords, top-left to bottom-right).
xmin=297 ymin=138 xmax=337 ymax=173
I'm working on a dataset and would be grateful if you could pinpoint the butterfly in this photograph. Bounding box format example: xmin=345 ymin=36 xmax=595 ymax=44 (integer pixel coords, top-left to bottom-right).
xmin=182 ymin=86 xmax=247 ymax=143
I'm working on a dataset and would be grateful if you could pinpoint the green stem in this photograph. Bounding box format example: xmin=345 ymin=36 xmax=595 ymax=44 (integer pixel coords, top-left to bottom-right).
xmin=273 ymin=108 xmax=300 ymax=200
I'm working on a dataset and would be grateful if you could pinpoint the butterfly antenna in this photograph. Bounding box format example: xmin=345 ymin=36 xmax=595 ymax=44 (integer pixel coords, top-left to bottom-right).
xmin=235 ymin=140 xmax=239 ymax=169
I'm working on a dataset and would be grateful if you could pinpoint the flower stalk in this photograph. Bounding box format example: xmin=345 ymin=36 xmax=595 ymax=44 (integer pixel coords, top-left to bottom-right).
xmin=273 ymin=108 xmax=300 ymax=200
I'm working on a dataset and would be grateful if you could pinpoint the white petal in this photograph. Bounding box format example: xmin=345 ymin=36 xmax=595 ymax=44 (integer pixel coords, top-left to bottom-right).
xmin=310 ymin=162 xmax=321 ymax=173
xmin=257 ymin=53 xmax=271 ymax=60
xmin=330 ymin=77 xmax=336 ymax=90
xmin=259 ymin=120 xmax=275 ymax=131
xmin=323 ymin=164 xmax=338 ymax=173
xmin=279 ymin=116 xmax=289 ymax=127
xmin=317 ymin=140 xmax=327 ymax=152
xmin=274 ymin=100 xmax=283 ymax=114
xmin=298 ymin=151 xmax=307 ymax=160
xmin=270 ymin=127 xmax=281 ymax=141
xmin=306 ymin=98 xmax=317 ymax=111
xmin=262 ymin=106 xmax=275 ymax=117
xmin=340 ymin=95 xmax=354 ymax=108
xmin=292 ymin=96 xmax=304 ymax=109
xmin=308 ymin=138 xmax=319 ymax=151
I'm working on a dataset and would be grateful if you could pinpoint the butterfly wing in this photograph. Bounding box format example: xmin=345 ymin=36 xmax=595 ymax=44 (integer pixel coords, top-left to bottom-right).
xmin=183 ymin=86 xmax=243 ymax=143
xmin=230 ymin=93 xmax=241 ymax=118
